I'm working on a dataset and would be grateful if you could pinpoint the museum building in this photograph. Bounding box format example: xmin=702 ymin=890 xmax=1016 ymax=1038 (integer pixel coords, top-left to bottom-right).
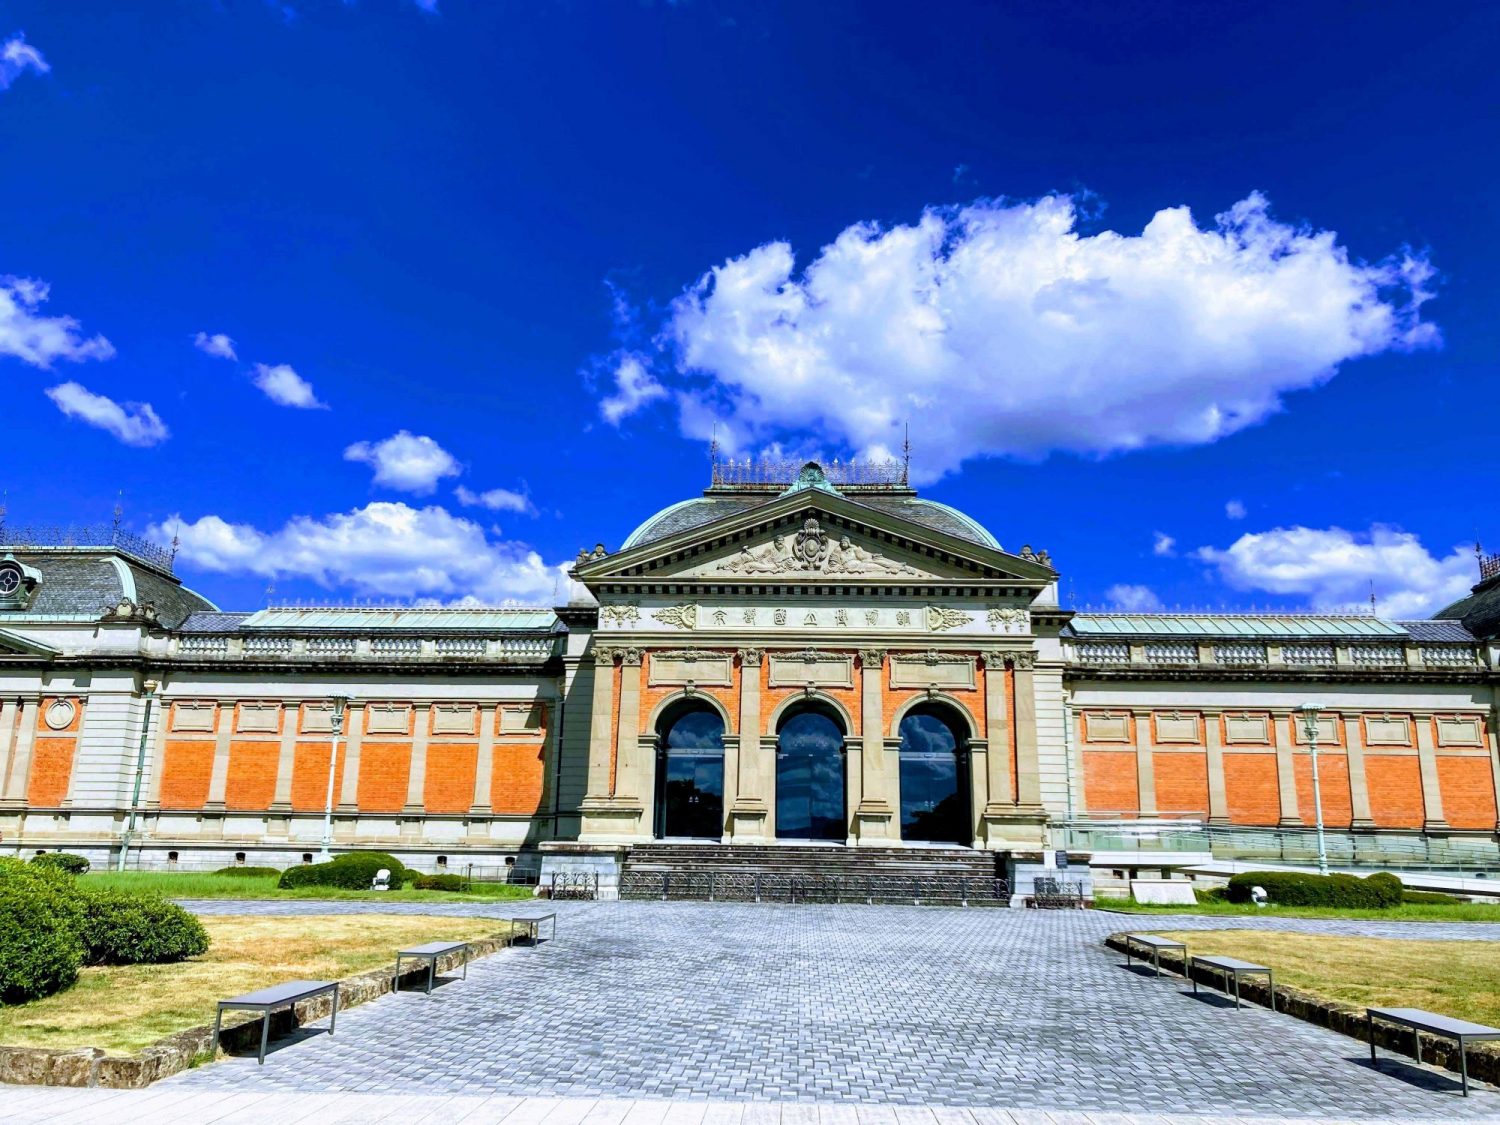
xmin=1 ymin=459 xmax=1497 ymax=891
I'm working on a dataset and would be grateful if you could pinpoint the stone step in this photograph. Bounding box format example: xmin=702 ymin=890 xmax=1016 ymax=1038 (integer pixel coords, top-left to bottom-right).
xmin=622 ymin=842 xmax=1000 ymax=880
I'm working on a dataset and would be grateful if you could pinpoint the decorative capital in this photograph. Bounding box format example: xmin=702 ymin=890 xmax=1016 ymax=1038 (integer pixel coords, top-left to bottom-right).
xmin=858 ymin=648 xmax=886 ymax=668
xmin=620 ymin=646 xmax=644 ymax=666
xmin=737 ymin=647 xmax=765 ymax=666
xmin=1010 ymin=651 xmax=1036 ymax=670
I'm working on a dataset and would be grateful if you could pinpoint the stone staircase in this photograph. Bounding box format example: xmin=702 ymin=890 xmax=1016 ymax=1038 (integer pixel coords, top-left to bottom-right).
xmin=623 ymin=842 xmax=1001 ymax=880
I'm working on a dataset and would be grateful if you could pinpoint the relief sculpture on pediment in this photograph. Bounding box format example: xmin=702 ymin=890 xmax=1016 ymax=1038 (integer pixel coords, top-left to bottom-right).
xmin=717 ymin=517 xmax=921 ymax=577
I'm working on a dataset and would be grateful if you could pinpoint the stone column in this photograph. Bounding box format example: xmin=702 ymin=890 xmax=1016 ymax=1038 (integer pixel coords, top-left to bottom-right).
xmin=470 ymin=703 xmax=497 ymax=816
xmin=0 ymin=698 xmax=18 ymax=805
xmin=1489 ymin=704 xmax=1500 ymax=833
xmin=269 ymin=704 xmax=299 ymax=813
xmin=1130 ymin=707 xmax=1157 ymax=817
xmin=1273 ymin=710 xmax=1301 ymax=827
xmin=1203 ymin=710 xmax=1230 ymax=824
xmin=728 ymin=649 xmax=767 ymax=841
xmin=967 ymin=737 xmax=989 ymax=847
xmin=1413 ymin=712 xmax=1450 ymax=830
xmin=336 ymin=704 xmax=364 ymax=813
xmin=1342 ymin=712 xmax=1376 ymax=828
xmin=615 ymin=649 xmax=644 ymax=799
xmin=204 ymin=702 xmax=234 ymax=813
xmin=145 ymin=695 xmax=169 ymax=812
xmin=583 ymin=647 xmax=618 ymax=801
xmin=981 ymin=652 xmax=1015 ymax=806
xmin=2 ymin=697 xmax=41 ymax=807
xmin=402 ymin=704 xmax=432 ymax=815
xmin=1013 ymin=653 xmax=1044 ymax=811
xmin=854 ymin=648 xmax=895 ymax=843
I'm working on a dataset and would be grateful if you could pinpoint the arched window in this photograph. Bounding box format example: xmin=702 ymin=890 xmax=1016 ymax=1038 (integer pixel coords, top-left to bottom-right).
xmin=898 ymin=707 xmax=971 ymax=845
xmin=655 ymin=705 xmax=725 ymax=839
xmin=775 ymin=706 xmax=846 ymax=840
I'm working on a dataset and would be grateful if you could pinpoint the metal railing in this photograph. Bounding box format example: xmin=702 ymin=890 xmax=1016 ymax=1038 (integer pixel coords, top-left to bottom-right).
xmin=0 ymin=523 xmax=176 ymax=573
xmin=619 ymin=870 xmax=1012 ymax=906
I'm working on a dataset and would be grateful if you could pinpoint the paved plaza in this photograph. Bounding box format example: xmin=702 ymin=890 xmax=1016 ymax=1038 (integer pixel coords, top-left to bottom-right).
xmin=121 ymin=900 xmax=1500 ymax=1120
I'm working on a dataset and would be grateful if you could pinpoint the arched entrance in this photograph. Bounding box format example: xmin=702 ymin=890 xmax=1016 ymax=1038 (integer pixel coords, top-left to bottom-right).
xmin=654 ymin=704 xmax=725 ymax=839
xmin=775 ymin=704 xmax=846 ymax=840
xmin=898 ymin=705 xmax=972 ymax=845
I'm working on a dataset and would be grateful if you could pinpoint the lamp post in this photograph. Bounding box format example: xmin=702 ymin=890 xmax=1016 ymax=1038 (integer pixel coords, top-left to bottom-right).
xmin=1299 ymin=702 xmax=1329 ymax=876
xmin=319 ymin=695 xmax=351 ymax=862
xmin=118 ymin=678 xmax=159 ymax=872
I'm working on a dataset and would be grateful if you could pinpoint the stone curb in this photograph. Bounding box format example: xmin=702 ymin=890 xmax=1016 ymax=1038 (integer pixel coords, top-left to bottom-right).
xmin=0 ymin=926 xmax=520 ymax=1089
xmin=1104 ymin=931 xmax=1500 ymax=1088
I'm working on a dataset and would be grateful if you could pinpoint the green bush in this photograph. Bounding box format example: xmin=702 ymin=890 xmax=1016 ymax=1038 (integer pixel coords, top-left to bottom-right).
xmin=1195 ymin=885 xmax=1229 ymax=903
xmin=0 ymin=857 xmax=86 ymax=1003
xmin=1225 ymin=870 xmax=1405 ymax=908
xmin=212 ymin=866 xmax=281 ymax=878
xmin=1403 ymin=889 xmax=1464 ymax=905
xmin=30 ymin=852 xmax=91 ymax=876
xmin=77 ymin=888 xmax=209 ymax=966
xmin=412 ymin=873 xmax=467 ymax=892
xmin=277 ymin=851 xmax=407 ymax=891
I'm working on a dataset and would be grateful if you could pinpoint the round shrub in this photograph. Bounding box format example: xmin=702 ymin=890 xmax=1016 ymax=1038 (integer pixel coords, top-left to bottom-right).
xmin=412 ymin=873 xmax=467 ymax=892
xmin=277 ymin=851 xmax=408 ymax=891
xmin=30 ymin=852 xmax=91 ymax=876
xmin=212 ymin=866 xmax=281 ymax=878
xmin=1225 ymin=870 xmax=1403 ymax=908
xmin=0 ymin=857 xmax=85 ymax=1003
xmin=78 ymin=888 xmax=209 ymax=966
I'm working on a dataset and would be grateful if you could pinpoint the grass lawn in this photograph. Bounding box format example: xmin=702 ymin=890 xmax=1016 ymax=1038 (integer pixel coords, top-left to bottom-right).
xmin=1101 ymin=897 xmax=1500 ymax=922
xmin=0 ymin=914 xmax=512 ymax=1054
xmin=1150 ymin=928 xmax=1500 ymax=1026
xmin=82 ymin=870 xmax=539 ymax=902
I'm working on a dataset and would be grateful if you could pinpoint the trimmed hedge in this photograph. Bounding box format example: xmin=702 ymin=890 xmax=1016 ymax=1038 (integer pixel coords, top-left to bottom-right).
xmin=278 ymin=851 xmax=408 ymax=891
xmin=1403 ymin=889 xmax=1465 ymax=905
xmin=412 ymin=873 xmax=467 ymax=892
xmin=30 ymin=852 xmax=91 ymax=876
xmin=77 ymin=888 xmax=209 ymax=966
xmin=1226 ymin=870 xmax=1404 ymax=908
xmin=0 ymin=858 xmax=86 ymax=1003
xmin=212 ymin=866 xmax=282 ymax=878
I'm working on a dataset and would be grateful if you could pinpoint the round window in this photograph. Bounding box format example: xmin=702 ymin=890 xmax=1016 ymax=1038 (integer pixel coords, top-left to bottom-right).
xmin=0 ymin=566 xmax=21 ymax=597
xmin=44 ymin=700 xmax=76 ymax=730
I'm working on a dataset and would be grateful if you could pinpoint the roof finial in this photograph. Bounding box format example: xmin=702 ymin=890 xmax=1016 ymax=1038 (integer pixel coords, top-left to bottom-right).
xmin=112 ymin=491 xmax=124 ymax=534
xmin=902 ymin=422 xmax=911 ymax=485
xmin=1369 ymin=579 xmax=1378 ymax=614
xmin=169 ymin=519 xmax=181 ymax=570
xmin=0 ymin=489 xmax=7 ymax=534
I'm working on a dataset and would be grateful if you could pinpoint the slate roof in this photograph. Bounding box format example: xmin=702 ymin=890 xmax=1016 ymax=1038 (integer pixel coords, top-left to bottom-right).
xmin=178 ymin=612 xmax=253 ymax=633
xmin=621 ymin=493 xmax=1002 ymax=551
xmin=1397 ymin=619 xmax=1476 ymax=643
xmin=1434 ymin=576 xmax=1500 ymax=640
xmin=0 ymin=549 xmax=217 ymax=629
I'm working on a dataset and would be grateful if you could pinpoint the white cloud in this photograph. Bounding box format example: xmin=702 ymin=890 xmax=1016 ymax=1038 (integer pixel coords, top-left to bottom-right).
xmin=252 ymin=362 xmax=326 ymax=409
xmin=1 ymin=34 xmax=49 ymax=91
xmin=455 ymin=485 xmax=536 ymax=515
xmin=45 ymin=381 xmax=168 ymax=447
xmin=647 ymin=192 xmax=1437 ymax=480
xmin=153 ymin=501 xmax=564 ymax=604
xmin=1195 ymin=525 xmax=1476 ymax=618
xmin=344 ymin=430 xmax=461 ymax=494
xmin=1152 ymin=532 xmax=1177 ymax=557
xmin=1 ymin=276 xmax=114 ymax=367
xmin=193 ymin=331 xmax=237 ymax=361
xmin=1105 ymin=583 xmax=1164 ymax=612
xmin=1225 ymin=499 xmax=1247 ymax=520
xmin=600 ymin=353 xmax=668 ymax=425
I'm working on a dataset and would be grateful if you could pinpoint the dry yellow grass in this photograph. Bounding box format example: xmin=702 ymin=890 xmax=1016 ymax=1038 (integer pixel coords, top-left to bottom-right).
xmin=0 ymin=914 xmax=510 ymax=1054
xmin=1157 ymin=929 xmax=1500 ymax=1025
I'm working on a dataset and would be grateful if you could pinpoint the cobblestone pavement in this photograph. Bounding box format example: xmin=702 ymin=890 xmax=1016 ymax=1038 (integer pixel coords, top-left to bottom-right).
xmin=154 ymin=899 xmax=1500 ymax=1118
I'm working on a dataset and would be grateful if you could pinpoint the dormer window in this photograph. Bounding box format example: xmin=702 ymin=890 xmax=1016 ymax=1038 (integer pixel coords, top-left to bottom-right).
xmin=0 ymin=555 xmax=40 ymax=611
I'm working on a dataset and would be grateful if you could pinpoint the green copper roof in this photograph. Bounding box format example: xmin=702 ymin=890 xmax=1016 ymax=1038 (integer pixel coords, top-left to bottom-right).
xmin=779 ymin=462 xmax=841 ymax=497
xmin=1070 ymin=613 xmax=1407 ymax=638
xmin=241 ymin=607 xmax=558 ymax=632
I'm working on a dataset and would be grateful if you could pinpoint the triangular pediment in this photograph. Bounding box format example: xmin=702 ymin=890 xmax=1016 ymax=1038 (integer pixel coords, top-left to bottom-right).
xmin=576 ymin=489 xmax=1055 ymax=587
xmin=0 ymin=626 xmax=58 ymax=658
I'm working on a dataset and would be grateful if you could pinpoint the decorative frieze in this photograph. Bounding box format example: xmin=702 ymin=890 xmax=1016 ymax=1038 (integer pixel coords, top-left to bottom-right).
xmin=652 ymin=604 xmax=698 ymax=630
xmin=986 ymin=607 xmax=1028 ymax=633
xmin=1154 ymin=712 xmax=1200 ymax=743
xmin=234 ymin=702 xmax=280 ymax=734
xmin=432 ymin=703 xmax=477 ymax=736
xmin=767 ymin=650 xmax=855 ymax=689
xmin=648 ymin=650 xmax=735 ymax=687
xmin=715 ymin=518 xmax=923 ymax=577
xmin=1364 ymin=714 xmax=1413 ymax=746
xmin=925 ymin=606 xmax=972 ymax=632
xmin=888 ymin=651 xmax=976 ymax=691
xmin=1084 ymin=712 xmax=1131 ymax=743
xmin=1434 ymin=714 xmax=1484 ymax=746
xmin=1224 ymin=713 xmax=1271 ymax=743
xmin=170 ymin=701 xmax=216 ymax=733
xmin=365 ymin=703 xmax=411 ymax=735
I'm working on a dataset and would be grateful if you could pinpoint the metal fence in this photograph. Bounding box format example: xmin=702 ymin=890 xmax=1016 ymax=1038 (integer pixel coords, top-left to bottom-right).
xmin=619 ymin=870 xmax=1013 ymax=906
xmin=542 ymin=873 xmax=599 ymax=900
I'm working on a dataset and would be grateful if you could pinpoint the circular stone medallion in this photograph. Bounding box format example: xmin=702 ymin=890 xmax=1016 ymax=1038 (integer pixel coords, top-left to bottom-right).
xmin=44 ymin=699 xmax=76 ymax=731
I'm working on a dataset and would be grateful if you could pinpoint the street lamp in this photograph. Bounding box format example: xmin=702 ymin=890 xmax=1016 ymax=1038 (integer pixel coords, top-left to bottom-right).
xmin=1299 ymin=702 xmax=1329 ymax=876
xmin=318 ymin=695 xmax=351 ymax=862
xmin=118 ymin=678 xmax=159 ymax=872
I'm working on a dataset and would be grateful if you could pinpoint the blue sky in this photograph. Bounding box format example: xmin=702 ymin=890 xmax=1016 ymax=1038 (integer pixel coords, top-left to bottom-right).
xmin=2 ymin=1 xmax=1495 ymax=618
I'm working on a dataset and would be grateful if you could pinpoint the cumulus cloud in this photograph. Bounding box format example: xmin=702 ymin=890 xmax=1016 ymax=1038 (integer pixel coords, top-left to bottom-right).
xmin=454 ymin=484 xmax=536 ymax=515
xmin=1 ymin=276 xmax=114 ymax=367
xmin=1152 ymin=532 xmax=1177 ymax=557
xmin=45 ymin=381 xmax=168 ymax=447
xmin=1195 ymin=525 xmax=1476 ymax=619
xmin=153 ymin=502 xmax=564 ymax=604
xmin=344 ymin=430 xmax=461 ymax=494
xmin=637 ymin=192 xmax=1436 ymax=480
xmin=252 ymin=362 xmax=325 ymax=409
xmin=1 ymin=33 xmax=49 ymax=91
xmin=193 ymin=331 xmax=237 ymax=361
xmin=1105 ymin=583 xmax=1164 ymax=612
xmin=600 ymin=353 xmax=668 ymax=425
xmin=1225 ymin=499 xmax=1247 ymax=520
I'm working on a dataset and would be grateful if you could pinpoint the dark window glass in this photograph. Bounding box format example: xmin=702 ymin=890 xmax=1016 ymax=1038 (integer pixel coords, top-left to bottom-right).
xmin=656 ymin=708 xmax=725 ymax=839
xmin=776 ymin=709 xmax=845 ymax=840
xmin=898 ymin=711 xmax=970 ymax=844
